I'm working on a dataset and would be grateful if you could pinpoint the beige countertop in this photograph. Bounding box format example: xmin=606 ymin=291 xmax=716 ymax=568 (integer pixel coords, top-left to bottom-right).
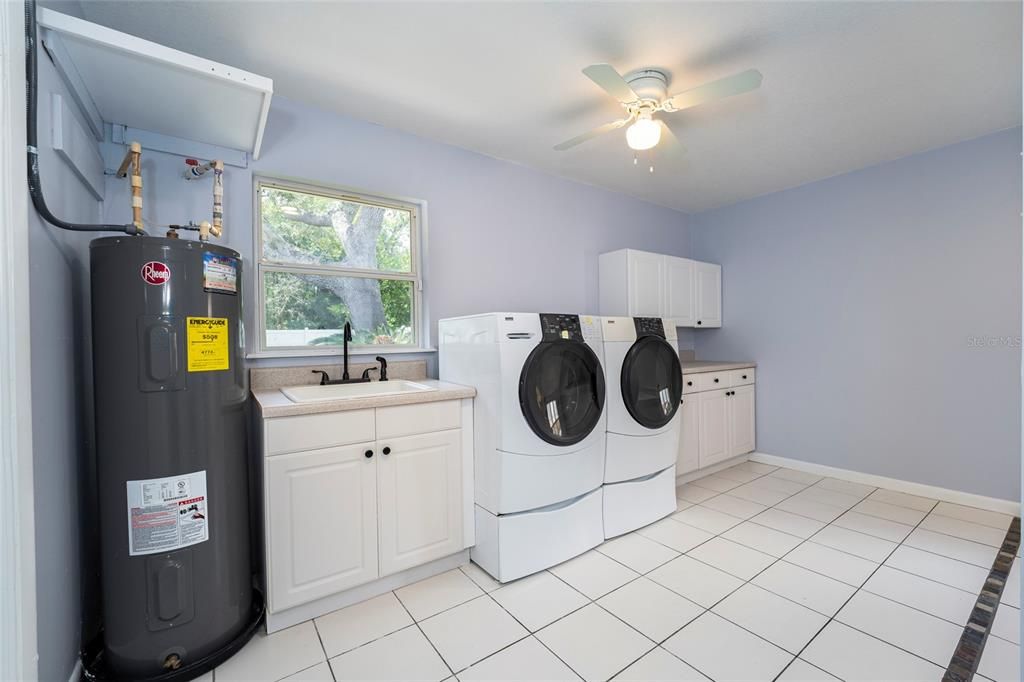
xmin=681 ymin=360 xmax=757 ymax=374
xmin=252 ymin=379 xmax=476 ymax=418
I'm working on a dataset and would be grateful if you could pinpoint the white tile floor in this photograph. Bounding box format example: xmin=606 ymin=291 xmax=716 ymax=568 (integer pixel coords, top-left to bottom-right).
xmin=213 ymin=461 xmax=1020 ymax=681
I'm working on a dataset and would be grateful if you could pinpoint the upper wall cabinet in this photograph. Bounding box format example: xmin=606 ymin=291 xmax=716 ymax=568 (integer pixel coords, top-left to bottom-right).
xmin=599 ymin=249 xmax=722 ymax=328
xmin=693 ymin=261 xmax=722 ymax=328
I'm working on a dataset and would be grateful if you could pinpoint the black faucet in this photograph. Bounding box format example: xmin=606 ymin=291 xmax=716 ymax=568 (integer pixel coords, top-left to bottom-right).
xmin=376 ymin=356 xmax=388 ymax=381
xmin=310 ymin=321 xmax=373 ymax=385
xmin=342 ymin=321 xmax=353 ymax=380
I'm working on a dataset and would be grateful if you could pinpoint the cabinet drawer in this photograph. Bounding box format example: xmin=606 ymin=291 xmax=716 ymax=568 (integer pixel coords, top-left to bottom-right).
xmin=265 ymin=409 xmax=375 ymax=455
xmin=682 ymin=374 xmax=701 ymax=394
xmin=730 ymin=368 xmax=755 ymax=386
xmin=694 ymin=372 xmax=729 ymax=392
xmin=376 ymin=400 xmax=461 ymax=440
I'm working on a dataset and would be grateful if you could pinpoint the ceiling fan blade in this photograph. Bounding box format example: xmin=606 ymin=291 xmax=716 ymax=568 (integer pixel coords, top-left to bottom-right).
xmin=658 ymin=121 xmax=685 ymax=156
xmin=662 ymin=69 xmax=763 ymax=113
xmin=553 ymin=116 xmax=633 ymax=151
xmin=582 ymin=64 xmax=640 ymax=104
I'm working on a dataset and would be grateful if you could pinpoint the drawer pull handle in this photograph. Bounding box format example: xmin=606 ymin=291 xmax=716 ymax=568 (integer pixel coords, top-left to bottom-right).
xmin=364 ymin=449 xmax=374 ymax=458
xmin=697 ymin=320 xmax=702 ymax=325
xmin=687 ymin=381 xmax=693 ymax=386
xmin=713 ymin=378 xmax=719 ymax=383
xmin=382 ymin=446 xmax=392 ymax=455
xmin=742 ymin=375 xmax=747 ymax=379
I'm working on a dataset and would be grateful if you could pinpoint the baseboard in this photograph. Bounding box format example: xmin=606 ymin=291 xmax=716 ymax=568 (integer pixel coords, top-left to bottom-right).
xmin=264 ymin=550 xmax=469 ymax=634
xmin=749 ymin=452 xmax=1020 ymax=517
xmin=676 ymin=453 xmax=750 ymax=485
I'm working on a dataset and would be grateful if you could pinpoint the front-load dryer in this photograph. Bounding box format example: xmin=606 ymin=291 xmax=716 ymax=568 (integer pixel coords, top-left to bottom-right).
xmin=601 ymin=316 xmax=683 ymax=537
xmin=439 ymin=312 xmax=607 ymax=581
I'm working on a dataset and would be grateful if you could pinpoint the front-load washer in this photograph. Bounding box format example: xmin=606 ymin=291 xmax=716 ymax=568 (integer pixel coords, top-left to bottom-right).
xmin=601 ymin=316 xmax=683 ymax=537
xmin=439 ymin=312 xmax=607 ymax=581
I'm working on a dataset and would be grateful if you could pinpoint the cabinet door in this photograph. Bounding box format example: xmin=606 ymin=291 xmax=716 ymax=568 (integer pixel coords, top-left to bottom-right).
xmin=698 ymin=389 xmax=730 ymax=468
xmin=265 ymin=443 xmax=378 ymax=612
xmin=728 ymin=384 xmax=756 ymax=457
xmin=695 ymin=262 xmax=722 ymax=328
xmin=377 ymin=430 xmax=463 ymax=577
xmin=663 ymin=257 xmax=696 ymax=326
xmin=677 ymin=394 xmax=700 ymax=474
xmin=628 ymin=251 xmax=664 ymax=317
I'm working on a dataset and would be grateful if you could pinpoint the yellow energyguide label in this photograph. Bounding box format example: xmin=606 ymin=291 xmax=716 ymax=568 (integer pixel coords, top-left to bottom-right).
xmin=186 ymin=317 xmax=229 ymax=372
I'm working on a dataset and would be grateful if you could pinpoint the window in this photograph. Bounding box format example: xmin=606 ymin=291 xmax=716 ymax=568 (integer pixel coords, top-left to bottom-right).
xmin=255 ymin=178 xmax=421 ymax=352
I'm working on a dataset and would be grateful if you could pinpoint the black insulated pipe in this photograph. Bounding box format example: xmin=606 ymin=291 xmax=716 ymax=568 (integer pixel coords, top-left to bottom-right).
xmin=24 ymin=0 xmax=141 ymax=235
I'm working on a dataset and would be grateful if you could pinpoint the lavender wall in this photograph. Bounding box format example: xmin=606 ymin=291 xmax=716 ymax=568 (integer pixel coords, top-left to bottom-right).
xmin=104 ymin=96 xmax=694 ymax=365
xmin=28 ymin=5 xmax=102 ymax=679
xmin=690 ymin=128 xmax=1022 ymax=501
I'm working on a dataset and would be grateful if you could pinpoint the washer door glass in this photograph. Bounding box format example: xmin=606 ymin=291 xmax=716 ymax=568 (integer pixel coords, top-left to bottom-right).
xmin=621 ymin=335 xmax=683 ymax=429
xmin=519 ymin=341 xmax=606 ymax=446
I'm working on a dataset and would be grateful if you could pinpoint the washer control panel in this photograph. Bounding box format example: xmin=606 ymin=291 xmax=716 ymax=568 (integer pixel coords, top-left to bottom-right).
xmin=634 ymin=317 xmax=666 ymax=339
xmin=540 ymin=313 xmax=583 ymax=342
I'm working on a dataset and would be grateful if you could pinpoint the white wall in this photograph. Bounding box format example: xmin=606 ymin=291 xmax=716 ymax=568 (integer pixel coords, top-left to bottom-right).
xmin=691 ymin=128 xmax=1022 ymax=501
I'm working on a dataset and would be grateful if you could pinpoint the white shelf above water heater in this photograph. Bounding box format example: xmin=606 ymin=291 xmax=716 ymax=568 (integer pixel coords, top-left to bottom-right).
xmin=37 ymin=8 xmax=273 ymax=164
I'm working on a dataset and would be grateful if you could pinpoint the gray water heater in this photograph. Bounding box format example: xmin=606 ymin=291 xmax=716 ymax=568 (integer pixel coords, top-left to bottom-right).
xmin=90 ymin=236 xmax=256 ymax=679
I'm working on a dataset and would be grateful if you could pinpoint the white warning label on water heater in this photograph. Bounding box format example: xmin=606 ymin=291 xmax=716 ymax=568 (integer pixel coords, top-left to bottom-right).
xmin=126 ymin=470 xmax=209 ymax=556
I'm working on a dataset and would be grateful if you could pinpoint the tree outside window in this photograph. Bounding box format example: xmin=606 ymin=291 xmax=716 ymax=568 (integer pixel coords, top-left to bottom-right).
xmin=256 ymin=179 xmax=420 ymax=350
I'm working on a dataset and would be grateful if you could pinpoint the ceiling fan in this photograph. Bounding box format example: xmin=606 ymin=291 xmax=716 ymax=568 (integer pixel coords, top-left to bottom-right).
xmin=554 ymin=65 xmax=763 ymax=153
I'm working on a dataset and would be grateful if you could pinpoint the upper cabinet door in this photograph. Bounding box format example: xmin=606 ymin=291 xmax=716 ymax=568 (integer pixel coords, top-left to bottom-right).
xmin=695 ymin=262 xmax=722 ymax=328
xmin=627 ymin=251 xmax=664 ymax=317
xmin=663 ymin=256 xmax=696 ymax=327
xmin=377 ymin=429 xmax=463 ymax=577
xmin=265 ymin=443 xmax=379 ymax=612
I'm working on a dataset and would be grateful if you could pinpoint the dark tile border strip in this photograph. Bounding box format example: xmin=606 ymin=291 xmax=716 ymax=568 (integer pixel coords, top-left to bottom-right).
xmin=943 ymin=516 xmax=1020 ymax=682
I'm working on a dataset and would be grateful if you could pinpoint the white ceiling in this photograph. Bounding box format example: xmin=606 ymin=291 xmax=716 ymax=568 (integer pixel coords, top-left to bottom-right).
xmin=76 ymin=1 xmax=1021 ymax=213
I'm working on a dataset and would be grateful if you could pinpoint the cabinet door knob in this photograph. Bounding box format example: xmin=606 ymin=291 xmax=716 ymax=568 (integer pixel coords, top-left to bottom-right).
xmin=742 ymin=375 xmax=747 ymax=379
xmin=697 ymin=320 xmax=702 ymax=325
xmin=364 ymin=449 xmax=374 ymax=458
xmin=713 ymin=378 xmax=719 ymax=383
xmin=687 ymin=381 xmax=693 ymax=386
xmin=382 ymin=446 xmax=391 ymax=455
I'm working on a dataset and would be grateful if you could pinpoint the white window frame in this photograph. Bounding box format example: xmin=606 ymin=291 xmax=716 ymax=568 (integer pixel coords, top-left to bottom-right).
xmin=253 ymin=176 xmax=425 ymax=356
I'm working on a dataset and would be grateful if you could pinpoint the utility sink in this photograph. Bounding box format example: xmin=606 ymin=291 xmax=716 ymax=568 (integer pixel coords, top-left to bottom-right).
xmin=281 ymin=380 xmax=437 ymax=403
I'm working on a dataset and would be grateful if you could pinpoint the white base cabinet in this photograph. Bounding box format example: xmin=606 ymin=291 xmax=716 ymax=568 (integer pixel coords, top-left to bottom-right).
xmin=678 ymin=369 xmax=756 ymax=474
xmin=599 ymin=248 xmax=722 ymax=328
xmin=266 ymin=443 xmax=379 ymax=612
xmin=378 ymin=429 xmax=464 ymax=576
xmin=260 ymin=399 xmax=473 ymax=620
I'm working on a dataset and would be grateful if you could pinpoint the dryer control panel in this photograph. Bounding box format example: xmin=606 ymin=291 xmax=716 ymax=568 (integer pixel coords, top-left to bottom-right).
xmin=634 ymin=317 xmax=666 ymax=339
xmin=540 ymin=313 xmax=583 ymax=342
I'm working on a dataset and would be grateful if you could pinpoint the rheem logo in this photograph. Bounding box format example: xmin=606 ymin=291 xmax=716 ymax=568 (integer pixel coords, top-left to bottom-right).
xmin=141 ymin=261 xmax=171 ymax=285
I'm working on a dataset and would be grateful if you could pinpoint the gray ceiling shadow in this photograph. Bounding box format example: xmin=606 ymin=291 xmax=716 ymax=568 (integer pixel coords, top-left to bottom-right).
xmin=546 ymin=94 xmax=621 ymax=125
xmin=669 ymin=34 xmax=771 ymax=88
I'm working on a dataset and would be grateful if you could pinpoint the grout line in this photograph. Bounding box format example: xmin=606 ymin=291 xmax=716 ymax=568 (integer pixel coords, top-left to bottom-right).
xmin=481 ymin=588 xmax=587 ymax=681
xmin=639 ymin=471 xmax=840 ymax=679
xmin=668 ymin=471 xmax=977 ymax=679
xmin=392 ymin=589 xmax=457 ymax=679
xmin=770 ymin=496 xmax=941 ymax=680
xmin=943 ymin=517 xmax=1021 ymax=681
xmin=268 ymin=618 xmax=337 ymax=682
xmin=271 ymin=466 xmax=1013 ymax=682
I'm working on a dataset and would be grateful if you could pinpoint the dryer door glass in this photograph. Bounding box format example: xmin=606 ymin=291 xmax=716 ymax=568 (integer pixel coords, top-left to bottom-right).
xmin=519 ymin=340 xmax=606 ymax=446
xmin=621 ymin=335 xmax=683 ymax=429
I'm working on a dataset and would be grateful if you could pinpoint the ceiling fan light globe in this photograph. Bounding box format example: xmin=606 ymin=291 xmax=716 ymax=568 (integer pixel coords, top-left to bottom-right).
xmin=626 ymin=118 xmax=661 ymax=150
